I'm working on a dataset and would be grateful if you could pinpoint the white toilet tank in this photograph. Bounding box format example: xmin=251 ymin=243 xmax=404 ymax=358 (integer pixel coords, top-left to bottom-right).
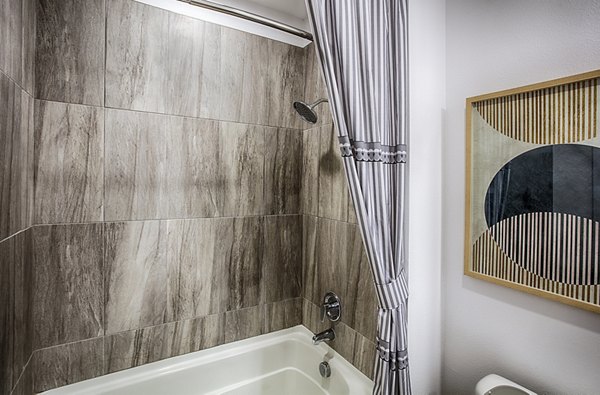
xmin=475 ymin=374 xmax=537 ymax=395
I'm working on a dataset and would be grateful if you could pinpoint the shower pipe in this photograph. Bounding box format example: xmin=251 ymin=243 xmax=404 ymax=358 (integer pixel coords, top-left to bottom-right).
xmin=178 ymin=0 xmax=314 ymax=41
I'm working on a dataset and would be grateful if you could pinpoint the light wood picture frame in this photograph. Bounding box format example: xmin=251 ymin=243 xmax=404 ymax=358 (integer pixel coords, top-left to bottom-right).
xmin=464 ymin=70 xmax=600 ymax=314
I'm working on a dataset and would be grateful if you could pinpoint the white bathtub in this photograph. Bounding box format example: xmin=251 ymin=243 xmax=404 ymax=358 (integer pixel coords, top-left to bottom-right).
xmin=44 ymin=326 xmax=373 ymax=395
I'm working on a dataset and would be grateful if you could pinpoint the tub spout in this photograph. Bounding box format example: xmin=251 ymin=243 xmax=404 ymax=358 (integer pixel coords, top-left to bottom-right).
xmin=312 ymin=328 xmax=335 ymax=345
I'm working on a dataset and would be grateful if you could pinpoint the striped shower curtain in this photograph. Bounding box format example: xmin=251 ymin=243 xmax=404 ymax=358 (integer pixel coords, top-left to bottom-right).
xmin=305 ymin=1 xmax=411 ymax=394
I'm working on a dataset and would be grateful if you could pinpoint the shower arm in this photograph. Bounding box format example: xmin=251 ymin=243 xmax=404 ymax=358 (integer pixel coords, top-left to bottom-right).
xmin=310 ymin=98 xmax=328 ymax=108
xmin=179 ymin=0 xmax=314 ymax=41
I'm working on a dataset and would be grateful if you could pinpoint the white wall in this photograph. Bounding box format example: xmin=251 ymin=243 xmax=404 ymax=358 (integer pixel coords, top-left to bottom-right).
xmin=409 ymin=0 xmax=445 ymax=393
xmin=443 ymin=1 xmax=600 ymax=394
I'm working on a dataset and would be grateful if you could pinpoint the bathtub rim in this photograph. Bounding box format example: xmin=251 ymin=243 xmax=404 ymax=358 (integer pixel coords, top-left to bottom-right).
xmin=42 ymin=324 xmax=373 ymax=394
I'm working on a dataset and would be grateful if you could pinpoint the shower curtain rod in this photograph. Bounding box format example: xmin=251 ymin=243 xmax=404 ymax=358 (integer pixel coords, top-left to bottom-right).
xmin=179 ymin=0 xmax=314 ymax=41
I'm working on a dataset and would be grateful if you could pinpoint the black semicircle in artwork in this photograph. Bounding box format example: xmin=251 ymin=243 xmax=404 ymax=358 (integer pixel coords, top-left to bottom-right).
xmin=485 ymin=144 xmax=600 ymax=228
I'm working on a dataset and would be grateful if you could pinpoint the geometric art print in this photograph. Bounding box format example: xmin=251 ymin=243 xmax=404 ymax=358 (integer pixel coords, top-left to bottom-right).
xmin=465 ymin=70 xmax=600 ymax=313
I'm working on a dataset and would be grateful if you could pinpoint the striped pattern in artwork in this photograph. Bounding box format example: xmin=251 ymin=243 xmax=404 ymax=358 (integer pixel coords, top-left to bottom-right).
xmin=473 ymin=78 xmax=598 ymax=144
xmin=473 ymin=217 xmax=600 ymax=306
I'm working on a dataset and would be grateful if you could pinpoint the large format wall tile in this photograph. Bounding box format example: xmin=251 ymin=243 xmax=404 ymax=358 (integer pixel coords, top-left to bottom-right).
xmin=33 ymin=100 xmax=104 ymax=224
xmin=163 ymin=117 xmax=265 ymax=219
xmin=302 ymin=216 xmax=377 ymax=341
xmin=11 ymin=357 xmax=33 ymax=395
xmin=105 ymin=0 xmax=305 ymax=129
xmin=104 ymin=320 xmax=175 ymax=374
xmin=262 ymin=216 xmax=301 ymax=303
xmin=301 ymin=127 xmax=321 ymax=217
xmin=0 ymin=0 xmax=23 ymax=87
xmin=105 ymin=109 xmax=265 ymax=220
xmin=166 ymin=217 xmax=262 ymax=321
xmin=33 ymin=337 xmax=104 ymax=393
xmin=32 ymin=224 xmax=104 ymax=349
xmin=0 ymin=74 xmax=32 ymax=240
xmin=0 ymin=232 xmax=33 ymax=395
xmin=301 ymin=123 xmax=356 ymax=222
xmin=35 ymin=0 xmax=105 ymax=105
xmin=105 ymin=0 xmax=168 ymax=114
xmin=265 ymin=128 xmax=302 ymax=215
xmin=20 ymin=0 xmax=35 ymax=95
xmin=265 ymin=41 xmax=306 ymax=129
xmin=0 ymin=0 xmax=36 ymax=94
xmin=303 ymin=45 xmax=333 ymax=127
xmin=0 ymin=0 xmax=36 ymax=93
xmin=317 ymin=123 xmax=356 ymax=223
xmin=263 ymin=298 xmax=302 ymax=333
xmin=9 ymin=231 xmax=33 ymax=389
xmin=104 ymin=299 xmax=299 ymax=376
xmin=103 ymin=109 xmax=166 ymax=220
xmin=104 ymin=221 xmax=166 ymax=334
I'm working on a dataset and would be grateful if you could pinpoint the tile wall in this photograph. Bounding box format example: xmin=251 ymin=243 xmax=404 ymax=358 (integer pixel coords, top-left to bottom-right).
xmin=0 ymin=0 xmax=378 ymax=393
xmin=0 ymin=0 xmax=36 ymax=393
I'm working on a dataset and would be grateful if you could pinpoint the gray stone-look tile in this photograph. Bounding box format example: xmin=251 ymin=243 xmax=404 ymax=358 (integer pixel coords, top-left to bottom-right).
xmin=0 ymin=0 xmax=23 ymax=88
xmin=104 ymin=312 xmax=228 ymax=375
xmin=166 ymin=217 xmax=262 ymax=321
xmin=105 ymin=0 xmax=169 ymax=114
xmin=32 ymin=224 xmax=104 ymax=349
xmin=224 ymin=305 xmax=264 ymax=343
xmin=104 ymin=221 xmax=167 ymax=334
xmin=164 ymin=10 xmax=204 ymax=118
xmin=0 ymin=74 xmax=31 ymax=240
xmin=106 ymin=0 xmax=304 ymax=128
xmin=104 ymin=109 xmax=166 ymax=221
xmin=318 ymin=123 xmax=356 ymax=223
xmin=11 ymin=357 xmax=33 ymax=395
xmin=353 ymin=330 xmax=376 ymax=379
xmin=32 ymin=337 xmax=104 ymax=393
xmin=104 ymin=322 xmax=175 ymax=374
xmin=0 ymin=0 xmax=35 ymax=94
xmin=20 ymin=0 xmax=35 ymax=95
xmin=263 ymin=298 xmax=302 ymax=333
xmin=301 ymin=127 xmax=321 ymax=216
xmin=163 ymin=117 xmax=265 ymax=219
xmin=302 ymin=216 xmax=377 ymax=341
xmin=0 ymin=237 xmax=14 ymax=394
xmin=105 ymin=109 xmax=265 ymax=220
xmin=170 ymin=313 xmax=226 ymax=357
xmin=266 ymin=40 xmax=306 ymax=130
xmin=265 ymin=128 xmax=302 ymax=215
xmin=104 ymin=301 xmax=299 ymax=376
xmin=262 ymin=216 xmax=301 ymax=303
xmin=11 ymin=231 xmax=33 ymax=389
xmin=301 ymin=215 xmax=318 ymax=310
xmin=303 ymin=45 xmax=333 ymax=127
xmin=33 ymin=100 xmax=104 ymax=224
xmin=0 ymin=224 xmax=33 ymax=395
xmin=35 ymin=0 xmax=105 ymax=105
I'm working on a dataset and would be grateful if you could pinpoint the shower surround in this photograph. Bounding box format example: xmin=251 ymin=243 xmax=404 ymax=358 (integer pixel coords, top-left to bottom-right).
xmin=0 ymin=0 xmax=376 ymax=393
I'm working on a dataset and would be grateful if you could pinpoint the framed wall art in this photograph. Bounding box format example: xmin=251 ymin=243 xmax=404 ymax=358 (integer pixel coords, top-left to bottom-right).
xmin=465 ymin=70 xmax=600 ymax=313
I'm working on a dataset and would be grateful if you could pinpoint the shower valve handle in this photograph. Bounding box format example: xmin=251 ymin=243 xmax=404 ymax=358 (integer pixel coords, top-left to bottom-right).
xmin=320 ymin=292 xmax=341 ymax=323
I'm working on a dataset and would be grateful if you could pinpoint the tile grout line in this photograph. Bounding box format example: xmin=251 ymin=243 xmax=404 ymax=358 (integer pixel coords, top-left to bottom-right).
xmin=27 ymin=213 xmax=306 ymax=228
xmin=32 ymin=97 xmax=307 ymax=132
xmin=34 ymin=297 xmax=304 ymax=352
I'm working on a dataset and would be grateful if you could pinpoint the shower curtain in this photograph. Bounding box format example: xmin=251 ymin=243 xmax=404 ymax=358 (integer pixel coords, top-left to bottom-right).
xmin=305 ymin=1 xmax=411 ymax=394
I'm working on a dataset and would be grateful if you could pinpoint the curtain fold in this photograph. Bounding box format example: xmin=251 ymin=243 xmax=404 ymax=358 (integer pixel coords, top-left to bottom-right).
xmin=305 ymin=1 xmax=410 ymax=394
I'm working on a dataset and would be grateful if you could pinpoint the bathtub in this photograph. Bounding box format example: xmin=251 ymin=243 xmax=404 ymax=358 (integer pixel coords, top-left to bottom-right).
xmin=44 ymin=325 xmax=373 ymax=395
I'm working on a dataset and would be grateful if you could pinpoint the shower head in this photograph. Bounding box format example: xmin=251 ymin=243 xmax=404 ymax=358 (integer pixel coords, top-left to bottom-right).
xmin=293 ymin=98 xmax=328 ymax=124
